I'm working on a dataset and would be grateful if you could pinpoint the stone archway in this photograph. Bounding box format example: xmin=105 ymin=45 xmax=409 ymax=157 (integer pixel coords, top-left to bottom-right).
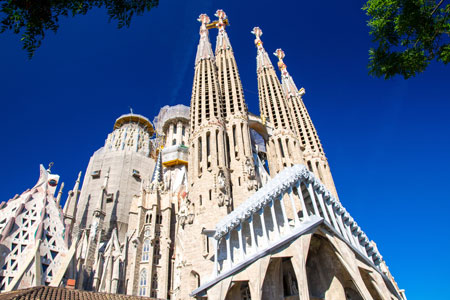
xmin=345 ymin=287 xmax=364 ymax=300
xmin=359 ymin=267 xmax=384 ymax=300
xmin=261 ymin=257 xmax=300 ymax=300
xmin=225 ymin=281 xmax=251 ymax=300
xmin=306 ymin=235 xmax=364 ymax=300
xmin=189 ymin=271 xmax=200 ymax=293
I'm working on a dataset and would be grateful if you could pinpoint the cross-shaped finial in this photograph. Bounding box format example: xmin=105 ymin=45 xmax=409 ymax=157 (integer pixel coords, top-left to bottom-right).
xmin=274 ymin=48 xmax=285 ymax=61
xmin=273 ymin=48 xmax=287 ymax=75
xmin=197 ymin=14 xmax=210 ymax=25
xmin=251 ymin=27 xmax=263 ymax=40
xmin=274 ymin=48 xmax=287 ymax=71
xmin=47 ymin=162 xmax=54 ymax=173
xmin=215 ymin=9 xmax=227 ymax=22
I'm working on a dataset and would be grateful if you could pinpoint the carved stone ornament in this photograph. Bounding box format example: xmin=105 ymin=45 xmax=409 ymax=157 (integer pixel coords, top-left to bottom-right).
xmin=245 ymin=158 xmax=256 ymax=179
xmin=178 ymin=198 xmax=194 ymax=228
xmin=212 ymin=164 xmax=365 ymax=242
xmin=131 ymin=237 xmax=139 ymax=248
xmin=217 ymin=170 xmax=226 ymax=192
xmin=247 ymin=180 xmax=258 ymax=191
xmin=217 ymin=193 xmax=225 ymax=207
xmin=178 ymin=202 xmax=188 ymax=228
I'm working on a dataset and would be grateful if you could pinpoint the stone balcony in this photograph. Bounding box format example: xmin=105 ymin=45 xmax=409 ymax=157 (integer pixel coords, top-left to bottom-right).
xmin=191 ymin=164 xmax=385 ymax=297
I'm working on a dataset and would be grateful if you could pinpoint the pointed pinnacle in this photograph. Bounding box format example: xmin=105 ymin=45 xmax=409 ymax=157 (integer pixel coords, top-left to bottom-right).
xmin=274 ymin=48 xmax=285 ymax=61
xmin=215 ymin=9 xmax=227 ymax=25
xmin=251 ymin=27 xmax=263 ymax=41
xmin=197 ymin=14 xmax=210 ymax=25
xmin=273 ymin=49 xmax=287 ymax=71
xmin=57 ymin=182 xmax=65 ymax=206
xmin=47 ymin=162 xmax=54 ymax=173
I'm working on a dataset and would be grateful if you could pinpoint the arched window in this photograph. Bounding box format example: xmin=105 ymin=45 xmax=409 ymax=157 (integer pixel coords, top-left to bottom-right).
xmin=145 ymin=213 xmax=152 ymax=224
xmin=142 ymin=239 xmax=150 ymax=262
xmin=190 ymin=271 xmax=200 ymax=291
xmin=139 ymin=269 xmax=147 ymax=296
xmin=155 ymin=214 xmax=162 ymax=224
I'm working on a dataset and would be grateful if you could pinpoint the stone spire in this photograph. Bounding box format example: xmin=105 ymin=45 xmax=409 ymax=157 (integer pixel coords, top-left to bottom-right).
xmin=56 ymin=182 xmax=64 ymax=206
xmin=274 ymin=49 xmax=339 ymax=198
xmin=215 ymin=10 xmax=232 ymax=52
xmin=151 ymin=150 xmax=164 ymax=186
xmin=195 ymin=14 xmax=214 ymax=65
xmin=188 ymin=13 xmax=230 ymax=207
xmin=251 ymin=27 xmax=274 ymax=71
xmin=215 ymin=9 xmax=247 ymax=118
xmin=190 ymin=14 xmax=226 ymax=133
xmin=251 ymin=27 xmax=295 ymax=133
xmin=251 ymin=27 xmax=303 ymax=175
xmin=274 ymin=49 xmax=301 ymax=98
xmin=63 ymin=171 xmax=82 ymax=246
xmin=178 ymin=13 xmax=232 ymax=299
xmin=63 ymin=171 xmax=82 ymax=219
xmin=152 ymin=150 xmax=163 ymax=183
xmin=215 ymin=9 xmax=257 ymax=205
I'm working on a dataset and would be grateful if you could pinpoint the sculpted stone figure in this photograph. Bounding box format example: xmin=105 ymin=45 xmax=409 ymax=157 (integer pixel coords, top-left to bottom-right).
xmin=245 ymin=158 xmax=255 ymax=179
xmin=178 ymin=196 xmax=194 ymax=228
xmin=217 ymin=170 xmax=226 ymax=192
xmin=217 ymin=193 xmax=225 ymax=207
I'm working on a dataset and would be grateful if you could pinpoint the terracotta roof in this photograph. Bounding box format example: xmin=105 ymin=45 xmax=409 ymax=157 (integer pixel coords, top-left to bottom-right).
xmin=0 ymin=286 xmax=164 ymax=300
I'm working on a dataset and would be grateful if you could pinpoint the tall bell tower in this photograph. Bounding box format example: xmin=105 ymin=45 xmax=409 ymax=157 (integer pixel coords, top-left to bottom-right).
xmin=274 ymin=49 xmax=339 ymax=198
xmin=176 ymin=14 xmax=232 ymax=299
xmin=252 ymin=27 xmax=304 ymax=176
xmin=215 ymin=10 xmax=257 ymax=207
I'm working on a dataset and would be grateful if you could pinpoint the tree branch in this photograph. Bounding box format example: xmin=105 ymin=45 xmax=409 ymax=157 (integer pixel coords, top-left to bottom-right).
xmin=430 ymin=0 xmax=445 ymax=16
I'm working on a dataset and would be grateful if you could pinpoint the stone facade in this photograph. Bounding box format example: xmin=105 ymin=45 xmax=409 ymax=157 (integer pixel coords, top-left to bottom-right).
xmin=74 ymin=113 xmax=155 ymax=241
xmin=0 ymin=9 xmax=406 ymax=300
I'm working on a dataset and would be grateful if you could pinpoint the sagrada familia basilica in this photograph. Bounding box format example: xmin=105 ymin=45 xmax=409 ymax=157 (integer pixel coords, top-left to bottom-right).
xmin=0 ymin=10 xmax=406 ymax=300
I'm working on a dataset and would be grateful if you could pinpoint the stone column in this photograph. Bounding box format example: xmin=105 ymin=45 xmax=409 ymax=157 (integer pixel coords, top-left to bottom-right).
xmin=237 ymin=224 xmax=245 ymax=261
xmin=306 ymin=183 xmax=320 ymax=216
xmin=176 ymin=121 xmax=183 ymax=144
xmin=249 ymin=215 xmax=257 ymax=251
xmin=242 ymin=123 xmax=251 ymax=158
xmin=226 ymin=232 xmax=232 ymax=268
xmin=270 ymin=200 xmax=280 ymax=238
xmin=279 ymin=194 xmax=289 ymax=230
xmin=295 ymin=183 xmax=309 ymax=221
xmin=168 ymin=123 xmax=174 ymax=145
xmin=325 ymin=200 xmax=341 ymax=234
xmin=316 ymin=192 xmax=330 ymax=224
xmin=213 ymin=239 xmax=219 ymax=276
xmin=335 ymin=208 xmax=350 ymax=241
xmin=259 ymin=209 xmax=269 ymax=246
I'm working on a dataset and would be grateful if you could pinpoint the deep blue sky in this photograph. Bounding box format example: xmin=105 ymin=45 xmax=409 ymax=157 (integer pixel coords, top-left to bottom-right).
xmin=1 ymin=1 xmax=449 ymax=298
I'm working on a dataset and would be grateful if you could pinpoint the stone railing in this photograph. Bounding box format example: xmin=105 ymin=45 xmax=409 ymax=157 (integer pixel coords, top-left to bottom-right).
xmin=191 ymin=164 xmax=383 ymax=297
